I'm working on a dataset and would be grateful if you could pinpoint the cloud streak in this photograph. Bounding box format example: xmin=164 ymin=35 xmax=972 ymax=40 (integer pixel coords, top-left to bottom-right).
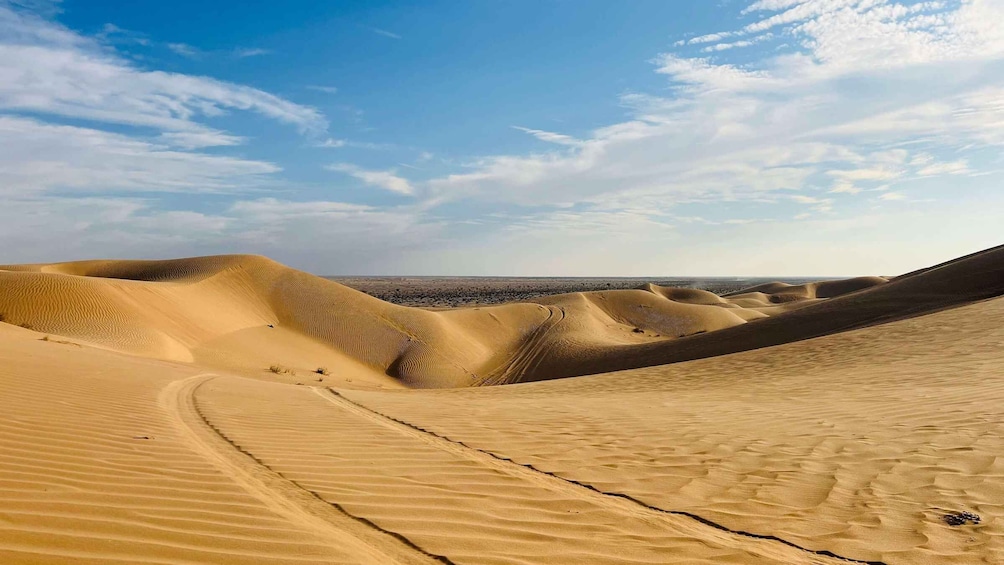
xmin=362 ymin=25 xmax=401 ymax=39
xmin=0 ymin=115 xmax=279 ymax=196
xmin=167 ymin=42 xmax=199 ymax=57
xmin=327 ymin=163 xmax=414 ymax=195
xmin=0 ymin=6 xmax=326 ymax=138
xmin=233 ymin=47 xmax=269 ymax=58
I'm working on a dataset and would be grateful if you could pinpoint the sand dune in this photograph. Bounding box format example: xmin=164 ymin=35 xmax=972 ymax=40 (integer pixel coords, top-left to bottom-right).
xmin=2 ymin=255 xmax=544 ymax=388
xmin=2 ymin=245 xmax=1003 ymax=563
xmin=0 ymin=251 xmax=904 ymax=387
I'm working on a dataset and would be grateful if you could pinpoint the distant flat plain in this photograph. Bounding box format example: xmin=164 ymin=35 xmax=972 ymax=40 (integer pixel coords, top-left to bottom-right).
xmin=331 ymin=276 xmax=827 ymax=308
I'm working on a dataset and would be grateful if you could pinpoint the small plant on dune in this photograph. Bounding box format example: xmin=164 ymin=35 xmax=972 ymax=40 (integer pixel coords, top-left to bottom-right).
xmin=316 ymin=367 xmax=329 ymax=376
xmin=269 ymin=364 xmax=295 ymax=375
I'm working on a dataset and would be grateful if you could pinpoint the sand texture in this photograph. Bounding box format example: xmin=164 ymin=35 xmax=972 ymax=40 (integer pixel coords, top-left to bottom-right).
xmin=1 ymin=244 xmax=1003 ymax=563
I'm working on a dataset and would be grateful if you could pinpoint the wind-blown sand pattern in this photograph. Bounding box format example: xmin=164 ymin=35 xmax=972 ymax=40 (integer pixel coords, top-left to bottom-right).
xmin=348 ymin=295 xmax=1004 ymax=564
xmin=1 ymin=244 xmax=1003 ymax=563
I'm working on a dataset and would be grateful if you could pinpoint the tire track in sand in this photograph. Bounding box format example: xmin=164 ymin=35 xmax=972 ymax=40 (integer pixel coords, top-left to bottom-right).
xmin=474 ymin=305 xmax=565 ymax=387
xmin=323 ymin=387 xmax=887 ymax=565
xmin=161 ymin=374 xmax=454 ymax=565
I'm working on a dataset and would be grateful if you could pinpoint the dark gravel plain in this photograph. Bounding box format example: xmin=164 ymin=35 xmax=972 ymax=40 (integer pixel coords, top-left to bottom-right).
xmin=329 ymin=276 xmax=825 ymax=309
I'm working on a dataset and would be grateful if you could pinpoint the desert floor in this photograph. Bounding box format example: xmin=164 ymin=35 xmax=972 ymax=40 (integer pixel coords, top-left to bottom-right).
xmin=1 ymin=246 xmax=1002 ymax=564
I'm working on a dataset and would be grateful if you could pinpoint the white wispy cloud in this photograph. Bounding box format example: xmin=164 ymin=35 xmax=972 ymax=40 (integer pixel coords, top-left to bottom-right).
xmin=829 ymin=183 xmax=861 ymax=194
xmin=512 ymin=126 xmax=584 ymax=147
xmin=96 ymin=22 xmax=148 ymax=46
xmin=0 ymin=115 xmax=278 ymax=196
xmin=363 ymin=25 xmax=401 ymax=39
xmin=701 ymin=33 xmax=773 ymax=52
xmin=158 ymin=130 xmax=245 ymax=149
xmin=233 ymin=47 xmax=270 ymax=58
xmin=687 ymin=31 xmax=736 ymax=44
xmin=326 ymin=163 xmax=414 ymax=195
xmin=166 ymin=42 xmax=198 ymax=57
xmin=916 ymin=158 xmax=970 ymax=176
xmin=316 ymin=138 xmax=396 ymax=150
xmin=654 ymin=54 xmax=770 ymax=91
xmin=0 ymin=6 xmax=326 ymax=137
xmin=6 ymin=0 xmax=62 ymax=17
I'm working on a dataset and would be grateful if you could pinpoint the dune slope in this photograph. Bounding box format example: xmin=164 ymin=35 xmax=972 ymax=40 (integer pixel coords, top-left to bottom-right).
xmin=518 ymin=243 xmax=1004 ymax=381
xmin=346 ymin=292 xmax=1004 ymax=565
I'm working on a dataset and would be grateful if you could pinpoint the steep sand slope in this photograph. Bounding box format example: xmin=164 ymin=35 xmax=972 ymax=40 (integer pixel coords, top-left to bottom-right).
xmin=0 ymin=254 xmax=892 ymax=388
xmin=345 ymin=293 xmax=1004 ymax=565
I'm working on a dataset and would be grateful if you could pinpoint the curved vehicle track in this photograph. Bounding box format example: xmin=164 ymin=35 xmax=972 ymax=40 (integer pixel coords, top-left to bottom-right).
xmin=171 ymin=371 xmax=884 ymax=565
xmin=474 ymin=305 xmax=566 ymax=386
xmin=326 ymin=387 xmax=886 ymax=565
xmin=162 ymin=374 xmax=453 ymax=565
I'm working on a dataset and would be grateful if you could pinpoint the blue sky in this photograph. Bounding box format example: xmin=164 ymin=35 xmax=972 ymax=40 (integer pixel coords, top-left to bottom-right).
xmin=1 ymin=0 xmax=1002 ymax=275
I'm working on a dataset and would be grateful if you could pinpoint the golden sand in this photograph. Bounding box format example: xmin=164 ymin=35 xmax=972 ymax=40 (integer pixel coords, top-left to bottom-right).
xmin=1 ymin=245 xmax=1001 ymax=563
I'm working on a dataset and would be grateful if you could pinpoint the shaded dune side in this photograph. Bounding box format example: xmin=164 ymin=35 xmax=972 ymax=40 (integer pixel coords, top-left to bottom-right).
xmin=726 ymin=276 xmax=889 ymax=301
xmin=265 ymin=266 xmax=549 ymax=388
xmin=518 ymin=244 xmax=1004 ymax=382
